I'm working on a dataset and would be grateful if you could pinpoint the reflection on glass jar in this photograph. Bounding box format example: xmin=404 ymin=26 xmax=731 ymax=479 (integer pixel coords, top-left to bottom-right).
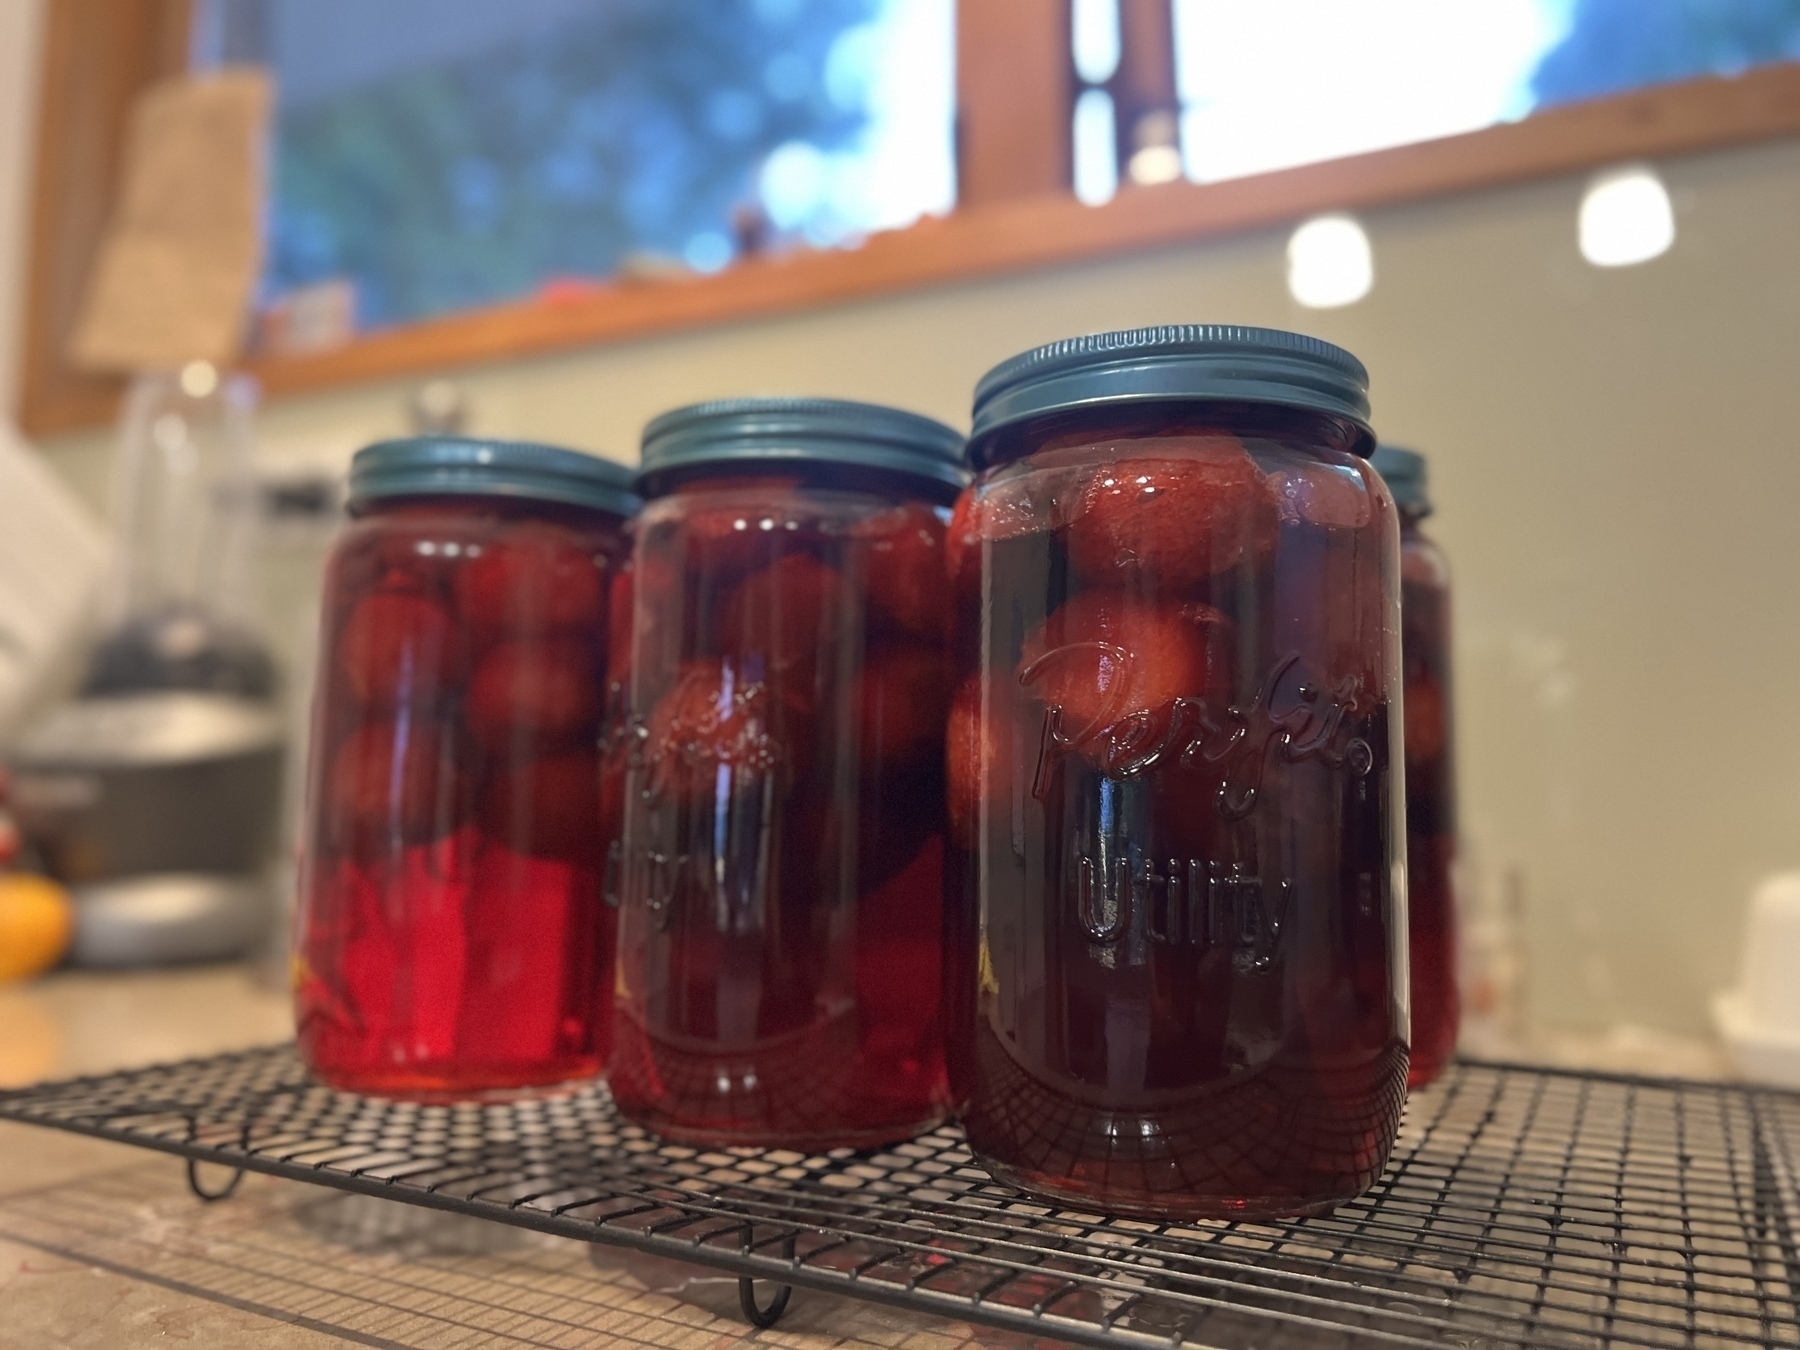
xmin=608 ymin=399 xmax=965 ymax=1150
xmin=948 ymin=327 xmax=1408 ymax=1220
xmin=1372 ymin=445 xmax=1458 ymax=1088
xmin=294 ymin=437 xmax=638 ymax=1098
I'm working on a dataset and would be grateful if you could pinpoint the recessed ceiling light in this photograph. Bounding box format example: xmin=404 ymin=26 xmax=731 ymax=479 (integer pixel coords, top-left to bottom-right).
xmin=1128 ymin=144 xmax=1184 ymax=186
xmin=1579 ymin=164 xmax=1675 ymax=268
xmin=178 ymin=360 xmax=219 ymax=399
xmin=1287 ymin=213 xmax=1373 ymax=308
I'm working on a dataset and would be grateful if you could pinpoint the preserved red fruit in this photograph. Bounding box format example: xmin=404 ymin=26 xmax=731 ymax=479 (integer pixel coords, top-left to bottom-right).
xmin=326 ymin=718 xmax=454 ymax=847
xmin=724 ymin=554 xmax=849 ymax=678
xmin=466 ymin=640 xmax=599 ymax=751
xmin=858 ymin=503 xmax=948 ymax=638
xmin=1375 ymin=445 xmax=1458 ymax=1088
xmin=454 ymin=523 xmax=605 ymax=637
xmin=460 ymin=843 xmax=599 ymax=1067
xmin=1017 ymin=592 xmax=1230 ymax=762
xmin=295 ymin=437 xmax=636 ymax=1099
xmin=950 ymin=328 xmax=1406 ymax=1220
xmin=851 ymin=835 xmax=947 ymax=1111
xmin=610 ymin=398 xmax=964 ymax=1149
xmin=298 ymin=843 xmax=473 ymax=1081
xmin=605 ymin=565 xmax=634 ymax=693
xmin=945 ymin=485 xmax=982 ymax=593
xmin=642 ymin=658 xmax=810 ymax=802
xmin=682 ymin=475 xmax=808 ymax=579
xmin=858 ymin=645 xmax=952 ymax=768
xmin=1066 ymin=439 xmax=1278 ymax=588
xmin=1268 ymin=455 xmax=1374 ymax=531
xmin=337 ymin=590 xmax=456 ymax=706
xmin=946 ymin=676 xmax=984 ymax=841
xmin=479 ymin=752 xmax=601 ymax=860
xmin=946 ymin=461 xmax=1084 ymax=596
xmin=1403 ymin=671 xmax=1447 ymax=764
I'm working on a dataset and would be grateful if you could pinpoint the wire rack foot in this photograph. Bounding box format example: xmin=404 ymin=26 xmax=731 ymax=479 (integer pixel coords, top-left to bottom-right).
xmin=185 ymin=1158 xmax=245 ymax=1202
xmin=737 ymin=1275 xmax=793 ymax=1328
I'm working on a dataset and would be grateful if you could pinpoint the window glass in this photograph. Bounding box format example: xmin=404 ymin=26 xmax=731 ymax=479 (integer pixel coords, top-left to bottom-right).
xmin=1173 ymin=0 xmax=1800 ymax=184
xmin=226 ymin=0 xmax=954 ymax=331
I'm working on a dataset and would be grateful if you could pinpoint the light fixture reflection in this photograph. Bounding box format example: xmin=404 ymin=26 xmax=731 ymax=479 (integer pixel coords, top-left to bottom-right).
xmin=179 ymin=360 xmax=219 ymax=399
xmin=1127 ymin=111 xmax=1184 ymax=186
xmin=1579 ymin=164 xmax=1674 ymax=268
xmin=1072 ymin=0 xmax=1121 ymax=85
xmin=1129 ymin=144 xmax=1184 ymax=185
xmin=1286 ymin=213 xmax=1373 ymax=308
xmin=1073 ymin=88 xmax=1119 ymax=206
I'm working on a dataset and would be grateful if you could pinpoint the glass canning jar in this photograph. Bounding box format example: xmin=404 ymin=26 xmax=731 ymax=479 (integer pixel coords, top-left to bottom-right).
xmin=947 ymin=326 xmax=1408 ymax=1220
xmin=294 ymin=437 xmax=638 ymax=1098
xmin=609 ymin=398 xmax=965 ymax=1149
xmin=1371 ymin=446 xmax=1457 ymax=1088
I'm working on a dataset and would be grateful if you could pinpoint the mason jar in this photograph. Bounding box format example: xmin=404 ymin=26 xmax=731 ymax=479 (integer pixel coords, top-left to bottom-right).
xmin=608 ymin=398 xmax=964 ymax=1149
xmin=1371 ymin=446 xmax=1457 ymax=1088
xmin=295 ymin=437 xmax=638 ymax=1097
xmin=948 ymin=326 xmax=1407 ymax=1219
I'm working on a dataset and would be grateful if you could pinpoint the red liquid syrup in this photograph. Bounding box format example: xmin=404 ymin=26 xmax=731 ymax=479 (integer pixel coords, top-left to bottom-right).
xmin=295 ymin=501 xmax=627 ymax=1098
xmin=947 ymin=413 xmax=1408 ymax=1220
xmin=608 ymin=476 xmax=954 ymax=1149
xmin=1400 ymin=521 xmax=1458 ymax=1087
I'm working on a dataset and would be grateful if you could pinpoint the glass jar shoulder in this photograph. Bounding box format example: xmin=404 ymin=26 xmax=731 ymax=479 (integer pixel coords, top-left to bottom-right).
xmin=638 ymin=476 xmax=950 ymax=535
xmin=959 ymin=422 xmax=1392 ymax=563
xmin=334 ymin=496 xmax=627 ymax=586
xmin=633 ymin=477 xmax=953 ymax=653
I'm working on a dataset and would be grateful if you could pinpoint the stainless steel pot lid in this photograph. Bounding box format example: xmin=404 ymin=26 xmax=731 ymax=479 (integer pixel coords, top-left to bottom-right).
xmin=10 ymin=693 xmax=283 ymax=768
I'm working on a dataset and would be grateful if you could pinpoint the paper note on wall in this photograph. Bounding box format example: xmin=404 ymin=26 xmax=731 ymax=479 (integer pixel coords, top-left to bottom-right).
xmin=68 ymin=69 xmax=272 ymax=373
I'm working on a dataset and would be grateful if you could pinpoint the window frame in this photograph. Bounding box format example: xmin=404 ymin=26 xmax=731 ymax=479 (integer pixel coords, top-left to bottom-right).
xmin=18 ymin=1 xmax=1800 ymax=438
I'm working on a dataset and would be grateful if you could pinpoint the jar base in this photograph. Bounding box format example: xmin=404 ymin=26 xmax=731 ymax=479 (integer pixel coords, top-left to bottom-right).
xmin=307 ymin=1057 xmax=603 ymax=1103
xmin=613 ymin=1102 xmax=951 ymax=1154
xmin=970 ymin=1155 xmax=1365 ymax=1223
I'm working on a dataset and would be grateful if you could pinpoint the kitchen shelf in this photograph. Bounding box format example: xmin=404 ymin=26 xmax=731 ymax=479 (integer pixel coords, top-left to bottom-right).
xmin=2 ymin=1048 xmax=1797 ymax=1347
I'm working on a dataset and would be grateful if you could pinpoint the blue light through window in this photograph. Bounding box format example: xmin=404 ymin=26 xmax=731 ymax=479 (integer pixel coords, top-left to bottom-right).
xmin=1172 ymin=0 xmax=1800 ymax=185
xmin=241 ymin=0 xmax=954 ymax=329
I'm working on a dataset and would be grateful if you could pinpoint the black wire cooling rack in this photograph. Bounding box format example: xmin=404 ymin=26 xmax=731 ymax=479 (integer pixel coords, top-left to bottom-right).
xmin=2 ymin=1048 xmax=1797 ymax=1348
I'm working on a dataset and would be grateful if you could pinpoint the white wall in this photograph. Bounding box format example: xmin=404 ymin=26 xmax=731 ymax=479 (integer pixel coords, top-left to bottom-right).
xmin=5 ymin=0 xmax=1798 ymax=1038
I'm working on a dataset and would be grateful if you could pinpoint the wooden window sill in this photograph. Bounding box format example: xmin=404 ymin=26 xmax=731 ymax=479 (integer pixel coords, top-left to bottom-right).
xmin=22 ymin=60 xmax=1800 ymax=439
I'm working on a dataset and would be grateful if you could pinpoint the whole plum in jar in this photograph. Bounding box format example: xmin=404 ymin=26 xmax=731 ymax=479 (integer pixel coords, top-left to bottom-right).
xmin=608 ymin=398 xmax=965 ymax=1149
xmin=1371 ymin=446 xmax=1458 ymax=1088
xmin=947 ymin=327 xmax=1407 ymax=1220
xmin=294 ymin=437 xmax=638 ymax=1097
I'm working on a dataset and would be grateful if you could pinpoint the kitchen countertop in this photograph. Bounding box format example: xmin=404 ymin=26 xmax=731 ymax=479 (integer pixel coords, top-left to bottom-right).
xmin=0 ymin=966 xmax=1021 ymax=1348
xmin=0 ymin=964 xmax=1739 ymax=1348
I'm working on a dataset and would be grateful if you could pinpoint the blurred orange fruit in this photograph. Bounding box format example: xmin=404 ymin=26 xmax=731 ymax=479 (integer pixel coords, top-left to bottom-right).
xmin=0 ymin=872 xmax=74 ymax=982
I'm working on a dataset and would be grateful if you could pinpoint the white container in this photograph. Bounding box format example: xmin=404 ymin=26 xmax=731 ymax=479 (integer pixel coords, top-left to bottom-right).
xmin=1712 ymin=873 xmax=1800 ymax=1089
xmin=0 ymin=421 xmax=107 ymax=743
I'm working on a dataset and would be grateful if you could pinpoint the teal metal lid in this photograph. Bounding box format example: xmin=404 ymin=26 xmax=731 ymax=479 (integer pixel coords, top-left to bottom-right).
xmin=349 ymin=436 xmax=639 ymax=516
xmin=968 ymin=325 xmax=1374 ymax=467
xmin=636 ymin=397 xmax=967 ymax=496
xmin=1370 ymin=445 xmax=1431 ymax=517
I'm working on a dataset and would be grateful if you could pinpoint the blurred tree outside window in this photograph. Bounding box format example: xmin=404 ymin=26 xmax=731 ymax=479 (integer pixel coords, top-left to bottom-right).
xmin=1531 ymin=0 xmax=1800 ymax=101
xmin=209 ymin=0 xmax=955 ymax=334
xmin=215 ymin=0 xmax=1800 ymax=339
